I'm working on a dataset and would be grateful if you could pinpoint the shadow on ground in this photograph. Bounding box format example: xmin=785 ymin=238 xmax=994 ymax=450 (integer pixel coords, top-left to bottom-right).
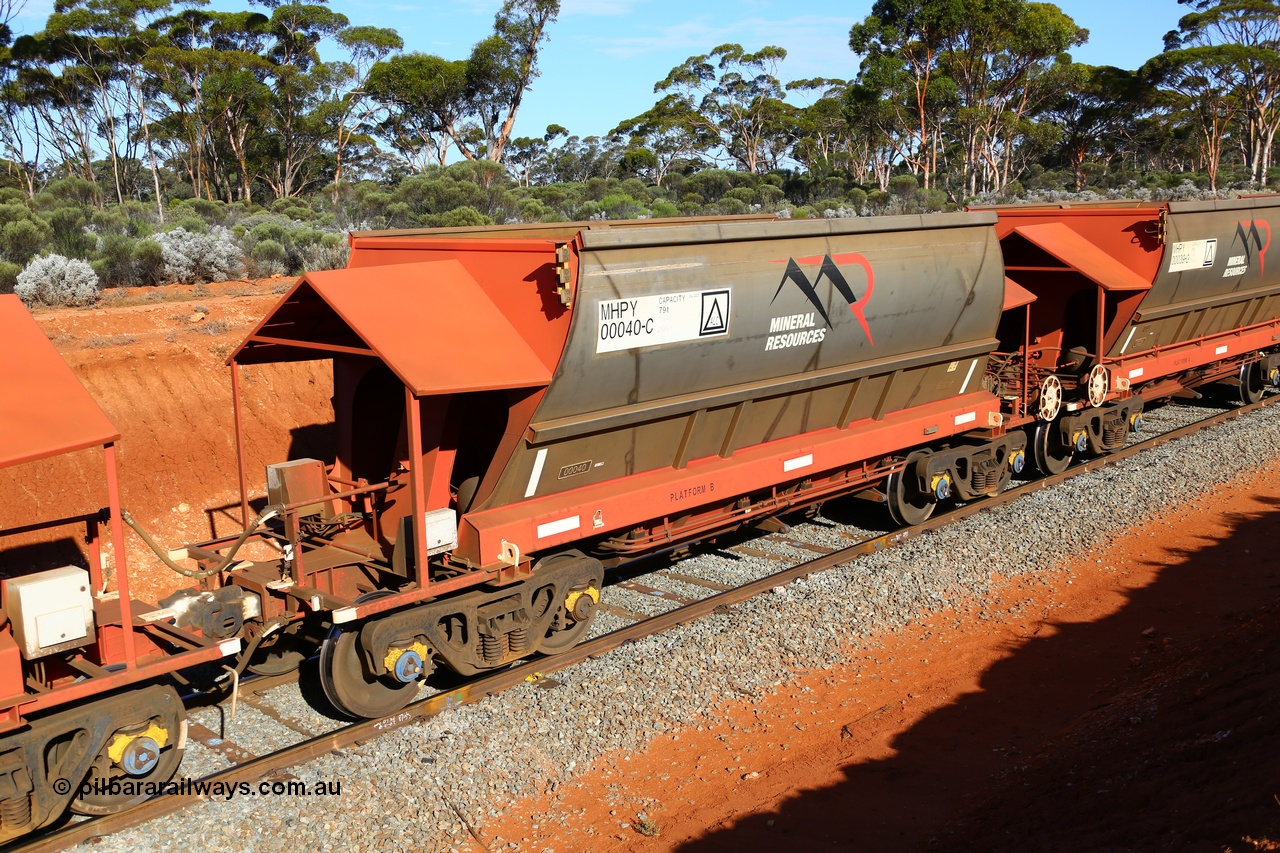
xmin=677 ymin=495 xmax=1280 ymax=853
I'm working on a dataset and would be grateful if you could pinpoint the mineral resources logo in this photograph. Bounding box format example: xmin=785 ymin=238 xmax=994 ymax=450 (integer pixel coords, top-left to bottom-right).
xmin=766 ymin=253 xmax=875 ymax=351
xmin=1230 ymin=219 xmax=1271 ymax=276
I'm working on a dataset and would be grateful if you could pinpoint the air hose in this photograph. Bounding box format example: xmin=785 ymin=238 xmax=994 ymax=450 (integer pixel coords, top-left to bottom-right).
xmin=121 ymin=505 xmax=282 ymax=580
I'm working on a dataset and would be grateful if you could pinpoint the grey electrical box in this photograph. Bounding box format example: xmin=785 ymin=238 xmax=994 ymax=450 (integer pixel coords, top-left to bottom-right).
xmin=423 ymin=508 xmax=458 ymax=556
xmin=4 ymin=567 xmax=95 ymax=659
xmin=266 ymin=458 xmax=332 ymax=518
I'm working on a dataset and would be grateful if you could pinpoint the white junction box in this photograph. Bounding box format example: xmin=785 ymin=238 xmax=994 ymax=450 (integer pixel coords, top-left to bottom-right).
xmin=423 ymin=508 xmax=458 ymax=556
xmin=5 ymin=566 xmax=95 ymax=659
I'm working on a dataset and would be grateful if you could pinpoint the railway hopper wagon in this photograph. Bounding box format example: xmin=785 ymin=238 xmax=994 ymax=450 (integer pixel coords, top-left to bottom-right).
xmin=145 ymin=213 xmax=1031 ymax=720
xmin=980 ymin=196 xmax=1280 ymax=474
xmin=0 ymin=295 xmax=238 ymax=843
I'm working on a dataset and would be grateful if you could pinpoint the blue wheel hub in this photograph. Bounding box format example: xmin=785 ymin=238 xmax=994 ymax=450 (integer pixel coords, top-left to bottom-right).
xmin=392 ymin=650 xmax=424 ymax=683
xmin=122 ymin=737 xmax=160 ymax=776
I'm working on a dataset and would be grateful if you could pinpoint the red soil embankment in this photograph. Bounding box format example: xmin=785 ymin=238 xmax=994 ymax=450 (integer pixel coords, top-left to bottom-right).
xmin=0 ymin=282 xmax=332 ymax=602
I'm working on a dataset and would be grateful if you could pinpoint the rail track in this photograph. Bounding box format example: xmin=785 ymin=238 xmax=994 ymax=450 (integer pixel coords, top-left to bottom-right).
xmin=14 ymin=393 xmax=1278 ymax=853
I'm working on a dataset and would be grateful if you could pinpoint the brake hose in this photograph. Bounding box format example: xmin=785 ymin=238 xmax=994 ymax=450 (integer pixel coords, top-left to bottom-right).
xmin=121 ymin=505 xmax=282 ymax=579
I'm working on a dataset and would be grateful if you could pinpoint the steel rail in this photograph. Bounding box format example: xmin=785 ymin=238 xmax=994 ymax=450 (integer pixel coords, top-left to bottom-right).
xmin=15 ymin=394 xmax=1279 ymax=853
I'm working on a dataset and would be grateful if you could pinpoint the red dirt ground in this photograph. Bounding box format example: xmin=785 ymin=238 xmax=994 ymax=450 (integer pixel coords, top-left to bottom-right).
xmin=479 ymin=461 xmax=1280 ymax=853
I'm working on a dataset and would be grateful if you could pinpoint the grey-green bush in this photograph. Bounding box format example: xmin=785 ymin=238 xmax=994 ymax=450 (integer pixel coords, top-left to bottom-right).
xmin=16 ymin=254 xmax=99 ymax=307
xmin=153 ymin=227 xmax=244 ymax=283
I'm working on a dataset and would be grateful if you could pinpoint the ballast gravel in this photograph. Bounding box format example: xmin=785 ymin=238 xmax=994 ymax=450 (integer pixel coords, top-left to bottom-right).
xmin=76 ymin=400 xmax=1280 ymax=853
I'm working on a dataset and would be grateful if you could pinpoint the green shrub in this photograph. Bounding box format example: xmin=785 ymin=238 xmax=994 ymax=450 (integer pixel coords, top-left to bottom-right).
xmin=0 ymin=203 xmax=32 ymax=228
xmin=284 ymin=227 xmax=323 ymax=248
xmin=43 ymin=177 xmax=99 ymax=208
xmin=90 ymin=209 xmax=128 ymax=234
xmin=169 ymin=216 xmax=207 ymax=234
xmin=175 ymin=197 xmax=227 ymax=223
xmin=250 ymin=239 xmax=287 ymax=276
xmin=889 ymin=175 xmax=919 ymax=198
xmin=133 ymin=239 xmax=165 ymax=285
xmin=517 ymin=198 xmax=551 ymax=222
xmin=93 ymin=233 xmax=139 ymax=287
xmin=0 ymin=260 xmax=20 ymax=294
xmin=1 ymin=218 xmax=52 ymax=265
xmin=716 ymin=197 xmax=747 ymax=216
xmin=438 ymin=206 xmax=492 ymax=228
xmin=599 ymin=193 xmax=643 ymax=219
xmin=41 ymin=207 xmax=94 ymax=257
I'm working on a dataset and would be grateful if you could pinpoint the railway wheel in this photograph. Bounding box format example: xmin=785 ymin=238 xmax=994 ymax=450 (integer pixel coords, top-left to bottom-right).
xmin=1239 ymin=361 xmax=1265 ymax=405
xmin=319 ymin=594 xmax=420 ymax=719
xmin=319 ymin=627 xmax=421 ymax=720
xmin=534 ymin=556 xmax=604 ymax=655
xmin=70 ymin=693 xmax=187 ymax=816
xmin=885 ymin=451 xmax=936 ymax=527
xmin=1032 ymin=420 xmax=1073 ymax=475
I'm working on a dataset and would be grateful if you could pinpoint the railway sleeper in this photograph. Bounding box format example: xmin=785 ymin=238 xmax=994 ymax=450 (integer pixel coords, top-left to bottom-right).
xmin=0 ymin=684 xmax=185 ymax=843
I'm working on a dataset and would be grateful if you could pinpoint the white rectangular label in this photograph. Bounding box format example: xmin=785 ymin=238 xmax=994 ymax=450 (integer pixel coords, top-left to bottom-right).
xmin=953 ymin=411 xmax=977 ymax=426
xmin=783 ymin=454 xmax=813 ymax=472
xmin=537 ymin=516 xmax=580 ymax=539
xmin=1215 ymin=345 xmax=1228 ymax=355
xmin=1128 ymin=367 xmax=1145 ymax=379
xmin=1168 ymin=238 xmax=1217 ymax=272
xmin=596 ymin=289 xmax=730 ymax=353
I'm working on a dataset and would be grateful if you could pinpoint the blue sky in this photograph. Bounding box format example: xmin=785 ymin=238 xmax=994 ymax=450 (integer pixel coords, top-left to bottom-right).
xmin=16 ymin=0 xmax=1191 ymax=142
xmin=335 ymin=0 xmax=1189 ymax=140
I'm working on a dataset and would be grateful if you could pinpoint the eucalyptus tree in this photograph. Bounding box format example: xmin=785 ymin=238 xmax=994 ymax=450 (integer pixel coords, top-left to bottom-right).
xmin=612 ymin=95 xmax=717 ymax=186
xmin=1147 ymin=17 xmax=1249 ymax=190
xmin=652 ymin=43 xmax=790 ymax=174
xmin=786 ymin=78 xmax=858 ymax=178
xmin=842 ymin=79 xmax=905 ymax=190
xmin=0 ymin=35 xmax=57 ymax=197
xmin=939 ymin=0 xmax=1086 ymax=195
xmin=42 ymin=0 xmax=181 ymax=207
xmin=1043 ymin=64 xmax=1148 ymax=190
xmin=850 ymin=0 xmax=965 ymax=188
xmin=466 ymin=0 xmax=559 ymax=163
xmin=317 ymin=24 xmax=402 ymax=197
xmin=252 ymin=0 xmax=349 ymax=198
xmin=1164 ymin=0 xmax=1280 ymax=185
xmin=365 ymin=52 xmax=471 ymax=169
xmin=7 ymin=33 xmax=103 ymax=194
